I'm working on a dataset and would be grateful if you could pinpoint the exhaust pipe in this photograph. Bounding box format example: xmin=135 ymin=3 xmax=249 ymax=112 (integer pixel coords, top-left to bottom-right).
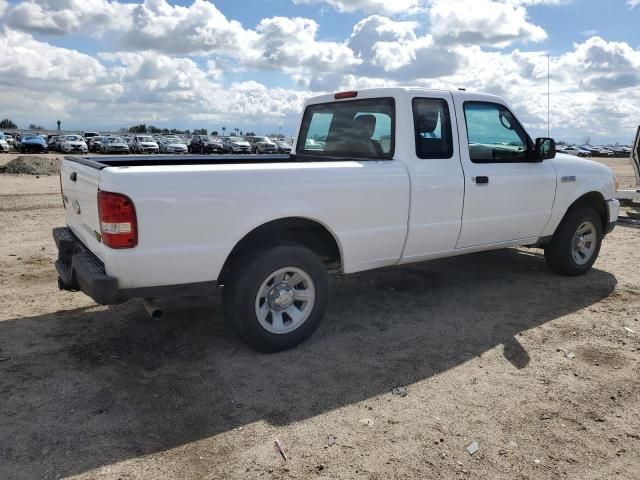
xmin=142 ymin=298 xmax=163 ymax=320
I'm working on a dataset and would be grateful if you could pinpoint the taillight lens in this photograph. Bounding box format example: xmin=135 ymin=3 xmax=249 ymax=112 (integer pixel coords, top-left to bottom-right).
xmin=98 ymin=190 xmax=138 ymax=249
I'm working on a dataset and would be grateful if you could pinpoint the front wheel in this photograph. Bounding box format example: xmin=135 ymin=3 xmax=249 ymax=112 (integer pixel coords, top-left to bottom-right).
xmin=223 ymin=245 xmax=329 ymax=352
xmin=545 ymin=207 xmax=603 ymax=276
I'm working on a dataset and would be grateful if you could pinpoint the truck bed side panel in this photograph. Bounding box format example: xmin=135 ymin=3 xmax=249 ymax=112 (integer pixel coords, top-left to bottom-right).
xmin=97 ymin=161 xmax=410 ymax=289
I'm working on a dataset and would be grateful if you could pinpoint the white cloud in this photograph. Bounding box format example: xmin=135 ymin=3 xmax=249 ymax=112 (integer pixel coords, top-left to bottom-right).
xmin=2 ymin=0 xmax=131 ymax=35
xmin=557 ymin=36 xmax=640 ymax=91
xmin=292 ymin=0 xmax=424 ymax=15
xmin=249 ymin=16 xmax=360 ymax=72
xmin=0 ymin=0 xmax=637 ymax=142
xmin=121 ymin=0 xmax=257 ymax=56
xmin=429 ymin=0 xmax=547 ymax=47
xmin=627 ymin=0 xmax=640 ymax=8
xmin=347 ymin=16 xmax=462 ymax=82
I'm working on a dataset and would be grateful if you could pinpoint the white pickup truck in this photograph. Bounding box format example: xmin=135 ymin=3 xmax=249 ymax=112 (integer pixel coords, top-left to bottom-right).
xmin=54 ymin=87 xmax=620 ymax=352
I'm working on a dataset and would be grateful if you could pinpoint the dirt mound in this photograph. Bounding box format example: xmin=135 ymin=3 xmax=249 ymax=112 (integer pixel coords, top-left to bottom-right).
xmin=0 ymin=156 xmax=62 ymax=176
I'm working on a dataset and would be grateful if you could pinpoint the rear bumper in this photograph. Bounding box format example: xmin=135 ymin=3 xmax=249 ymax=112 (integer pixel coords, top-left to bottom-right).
xmin=53 ymin=227 xmax=216 ymax=305
xmin=203 ymin=145 xmax=223 ymax=153
xmin=21 ymin=144 xmax=47 ymax=152
xmin=54 ymin=227 xmax=119 ymax=305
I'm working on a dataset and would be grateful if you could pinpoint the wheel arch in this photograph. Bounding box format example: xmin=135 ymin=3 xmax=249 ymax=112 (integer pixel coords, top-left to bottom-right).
xmin=218 ymin=217 xmax=343 ymax=284
xmin=565 ymin=191 xmax=607 ymax=232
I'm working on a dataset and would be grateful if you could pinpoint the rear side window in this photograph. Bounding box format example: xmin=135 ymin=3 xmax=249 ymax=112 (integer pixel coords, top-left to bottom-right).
xmin=296 ymin=98 xmax=395 ymax=160
xmin=412 ymin=98 xmax=454 ymax=159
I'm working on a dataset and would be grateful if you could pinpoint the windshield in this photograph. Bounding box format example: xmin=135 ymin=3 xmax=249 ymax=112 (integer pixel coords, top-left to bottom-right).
xmin=229 ymin=137 xmax=243 ymax=142
xmin=22 ymin=135 xmax=40 ymax=141
xmin=137 ymin=136 xmax=154 ymax=142
xmin=64 ymin=135 xmax=82 ymax=141
xmin=297 ymin=98 xmax=395 ymax=160
xmin=164 ymin=137 xmax=181 ymax=143
xmin=107 ymin=137 xmax=124 ymax=143
xmin=254 ymin=136 xmax=270 ymax=142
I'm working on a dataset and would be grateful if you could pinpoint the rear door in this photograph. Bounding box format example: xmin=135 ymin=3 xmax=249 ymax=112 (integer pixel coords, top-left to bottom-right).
xmin=60 ymin=160 xmax=105 ymax=259
xmin=400 ymin=92 xmax=466 ymax=262
xmin=454 ymin=98 xmax=557 ymax=248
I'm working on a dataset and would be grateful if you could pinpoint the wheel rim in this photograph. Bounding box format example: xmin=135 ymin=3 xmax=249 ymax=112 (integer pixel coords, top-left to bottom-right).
xmin=255 ymin=267 xmax=316 ymax=335
xmin=572 ymin=220 xmax=597 ymax=265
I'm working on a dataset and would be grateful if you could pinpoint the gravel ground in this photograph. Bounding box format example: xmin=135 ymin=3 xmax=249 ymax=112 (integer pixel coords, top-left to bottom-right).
xmin=0 ymin=162 xmax=639 ymax=480
xmin=0 ymin=156 xmax=62 ymax=175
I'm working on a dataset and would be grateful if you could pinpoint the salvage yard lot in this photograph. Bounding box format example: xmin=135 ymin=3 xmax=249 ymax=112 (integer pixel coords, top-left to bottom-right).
xmin=0 ymin=156 xmax=639 ymax=480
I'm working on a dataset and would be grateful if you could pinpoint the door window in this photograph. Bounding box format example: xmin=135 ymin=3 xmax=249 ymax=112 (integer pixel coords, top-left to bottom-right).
xmin=464 ymin=102 xmax=530 ymax=163
xmin=413 ymin=98 xmax=453 ymax=159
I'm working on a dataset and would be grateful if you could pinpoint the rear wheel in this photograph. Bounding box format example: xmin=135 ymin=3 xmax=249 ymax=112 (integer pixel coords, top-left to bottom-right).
xmin=545 ymin=207 xmax=603 ymax=276
xmin=223 ymin=244 xmax=329 ymax=352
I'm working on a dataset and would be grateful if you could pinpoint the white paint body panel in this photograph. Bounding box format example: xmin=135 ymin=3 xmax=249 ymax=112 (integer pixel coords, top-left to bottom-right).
xmin=60 ymin=87 xmax=619 ymax=292
xmin=452 ymin=93 xmax=558 ymax=248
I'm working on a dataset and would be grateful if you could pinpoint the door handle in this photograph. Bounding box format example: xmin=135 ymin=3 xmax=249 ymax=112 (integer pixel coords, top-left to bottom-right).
xmin=474 ymin=176 xmax=489 ymax=184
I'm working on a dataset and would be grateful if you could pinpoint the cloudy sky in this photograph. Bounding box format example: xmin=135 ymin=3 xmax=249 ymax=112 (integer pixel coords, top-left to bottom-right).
xmin=0 ymin=0 xmax=638 ymax=143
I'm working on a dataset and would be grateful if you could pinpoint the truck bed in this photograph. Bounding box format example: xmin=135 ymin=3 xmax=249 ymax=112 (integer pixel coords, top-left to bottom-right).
xmin=66 ymin=154 xmax=293 ymax=169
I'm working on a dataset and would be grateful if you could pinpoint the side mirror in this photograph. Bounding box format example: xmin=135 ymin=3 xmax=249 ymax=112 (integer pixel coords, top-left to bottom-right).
xmin=533 ymin=137 xmax=556 ymax=161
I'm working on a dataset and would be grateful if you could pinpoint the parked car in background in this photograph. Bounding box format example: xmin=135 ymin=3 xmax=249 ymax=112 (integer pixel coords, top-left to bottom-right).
xmin=158 ymin=136 xmax=188 ymax=154
xmin=19 ymin=134 xmax=49 ymax=153
xmin=101 ymin=136 xmax=130 ymax=154
xmin=87 ymin=136 xmax=105 ymax=153
xmin=59 ymin=134 xmax=88 ymax=154
xmin=188 ymin=135 xmax=223 ymax=154
xmin=131 ymin=135 xmax=159 ymax=154
xmin=596 ymin=148 xmax=615 ymax=157
xmin=0 ymin=133 xmax=9 ymax=153
xmin=563 ymin=146 xmax=591 ymax=157
xmin=83 ymin=132 xmax=100 ymax=141
xmin=273 ymin=139 xmax=292 ymax=153
xmin=47 ymin=135 xmax=60 ymax=151
xmin=245 ymin=136 xmax=278 ymax=154
xmin=3 ymin=133 xmax=15 ymax=148
xmin=221 ymin=136 xmax=251 ymax=154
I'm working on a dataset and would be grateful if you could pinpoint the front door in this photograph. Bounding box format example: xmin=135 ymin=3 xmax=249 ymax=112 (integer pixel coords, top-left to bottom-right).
xmin=455 ymin=100 xmax=557 ymax=248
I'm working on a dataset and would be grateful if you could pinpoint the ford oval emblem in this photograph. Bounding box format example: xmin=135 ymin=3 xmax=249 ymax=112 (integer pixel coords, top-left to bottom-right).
xmin=72 ymin=199 xmax=81 ymax=214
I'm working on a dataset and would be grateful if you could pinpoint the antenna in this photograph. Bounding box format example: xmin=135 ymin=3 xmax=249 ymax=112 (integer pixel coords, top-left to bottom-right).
xmin=547 ymin=53 xmax=550 ymax=138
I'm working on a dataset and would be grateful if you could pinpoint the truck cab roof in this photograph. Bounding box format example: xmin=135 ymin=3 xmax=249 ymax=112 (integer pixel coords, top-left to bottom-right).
xmin=304 ymin=87 xmax=504 ymax=107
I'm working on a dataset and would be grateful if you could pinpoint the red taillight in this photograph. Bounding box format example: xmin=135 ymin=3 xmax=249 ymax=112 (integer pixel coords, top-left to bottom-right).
xmin=98 ymin=190 xmax=138 ymax=249
xmin=334 ymin=91 xmax=358 ymax=100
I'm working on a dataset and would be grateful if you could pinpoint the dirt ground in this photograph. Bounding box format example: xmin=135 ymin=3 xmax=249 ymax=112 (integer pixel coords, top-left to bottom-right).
xmin=0 ymin=154 xmax=639 ymax=480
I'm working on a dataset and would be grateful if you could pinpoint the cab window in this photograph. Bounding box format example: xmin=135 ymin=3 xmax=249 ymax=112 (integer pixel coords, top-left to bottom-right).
xmin=464 ymin=102 xmax=530 ymax=163
xmin=297 ymin=98 xmax=395 ymax=160
xmin=413 ymin=98 xmax=453 ymax=159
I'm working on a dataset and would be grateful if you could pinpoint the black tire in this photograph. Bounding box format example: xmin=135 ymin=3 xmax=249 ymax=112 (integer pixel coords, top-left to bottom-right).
xmin=223 ymin=244 xmax=330 ymax=352
xmin=544 ymin=207 xmax=603 ymax=276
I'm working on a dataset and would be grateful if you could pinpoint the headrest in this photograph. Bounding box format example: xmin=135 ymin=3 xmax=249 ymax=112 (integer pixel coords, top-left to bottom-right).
xmin=416 ymin=110 xmax=440 ymax=134
xmin=353 ymin=114 xmax=377 ymax=139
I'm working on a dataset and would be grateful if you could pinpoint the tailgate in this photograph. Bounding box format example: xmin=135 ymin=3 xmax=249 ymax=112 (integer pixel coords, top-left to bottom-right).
xmin=60 ymin=159 xmax=104 ymax=260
